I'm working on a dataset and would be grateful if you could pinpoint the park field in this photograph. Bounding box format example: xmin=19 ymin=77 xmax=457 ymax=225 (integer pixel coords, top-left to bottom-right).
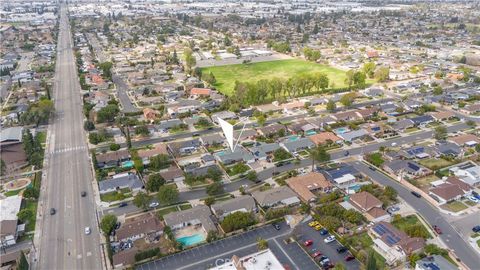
xmin=201 ymin=59 xmax=349 ymax=96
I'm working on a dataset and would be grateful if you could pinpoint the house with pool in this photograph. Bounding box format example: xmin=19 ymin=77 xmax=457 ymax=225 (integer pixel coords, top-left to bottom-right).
xmin=163 ymin=205 xmax=217 ymax=247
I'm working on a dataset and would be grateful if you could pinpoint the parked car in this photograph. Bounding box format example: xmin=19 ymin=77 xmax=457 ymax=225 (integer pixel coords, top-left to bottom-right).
xmin=319 ymin=256 xmax=329 ymax=263
xmin=467 ymin=196 xmax=479 ymax=203
xmin=324 ymin=236 xmax=336 ymax=243
xmin=119 ymin=202 xmax=128 ymax=207
xmin=319 ymin=228 xmax=328 ymax=235
xmin=336 ymin=246 xmax=348 ymax=253
xmin=312 ymin=251 xmax=322 ymax=258
xmin=309 ymin=221 xmax=320 ymax=227
xmin=50 ymin=208 xmax=56 ymax=215
xmin=345 ymin=254 xmax=355 ymax=261
xmin=433 ymin=225 xmax=442 ymax=234
xmin=387 ymin=206 xmax=400 ymax=214
xmin=411 ymin=191 xmax=422 ymax=198
xmin=472 ymin=225 xmax=480 ymax=233
xmin=304 ymin=240 xmax=313 ymax=246
xmin=84 ymin=227 xmax=91 ymax=235
xmin=272 ymin=223 xmax=281 ymax=230
xmin=149 ymin=202 xmax=159 ymax=208
xmin=369 ymin=166 xmax=376 ymax=171
xmin=81 ymin=191 xmax=87 ymax=197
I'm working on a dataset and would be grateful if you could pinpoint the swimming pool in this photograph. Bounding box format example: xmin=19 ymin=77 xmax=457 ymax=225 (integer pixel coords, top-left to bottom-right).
xmin=177 ymin=234 xmax=205 ymax=247
xmin=305 ymin=130 xmax=317 ymax=136
xmin=121 ymin=160 xmax=134 ymax=168
xmin=287 ymin=136 xmax=300 ymax=142
xmin=335 ymin=127 xmax=350 ymax=134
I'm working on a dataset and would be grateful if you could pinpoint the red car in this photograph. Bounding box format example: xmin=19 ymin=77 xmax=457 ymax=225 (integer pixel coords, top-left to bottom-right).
xmin=345 ymin=254 xmax=355 ymax=261
xmin=312 ymin=251 xmax=322 ymax=258
xmin=304 ymin=240 xmax=313 ymax=246
xmin=433 ymin=225 xmax=442 ymax=234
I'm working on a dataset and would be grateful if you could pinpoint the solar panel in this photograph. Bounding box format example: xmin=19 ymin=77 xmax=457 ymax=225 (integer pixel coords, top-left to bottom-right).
xmin=386 ymin=235 xmax=399 ymax=245
xmin=408 ymin=162 xmax=420 ymax=171
xmin=423 ymin=263 xmax=440 ymax=270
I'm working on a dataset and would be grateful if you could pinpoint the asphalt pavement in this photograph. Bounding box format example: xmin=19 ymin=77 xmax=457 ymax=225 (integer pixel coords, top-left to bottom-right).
xmin=35 ymin=5 xmax=102 ymax=270
xmin=137 ymin=222 xmax=319 ymax=270
xmin=350 ymin=161 xmax=480 ymax=269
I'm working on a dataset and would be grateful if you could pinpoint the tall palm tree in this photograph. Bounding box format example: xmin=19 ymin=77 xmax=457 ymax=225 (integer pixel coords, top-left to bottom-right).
xmin=310 ymin=144 xmax=330 ymax=171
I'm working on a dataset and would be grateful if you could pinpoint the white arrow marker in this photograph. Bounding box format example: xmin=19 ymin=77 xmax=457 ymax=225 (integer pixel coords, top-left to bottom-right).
xmin=218 ymin=117 xmax=235 ymax=152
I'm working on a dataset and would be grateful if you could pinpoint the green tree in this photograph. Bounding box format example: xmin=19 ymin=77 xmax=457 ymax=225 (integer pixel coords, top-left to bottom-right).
xmin=204 ymin=196 xmax=216 ymax=206
xmin=246 ymin=171 xmax=258 ymax=182
xmin=109 ymin=143 xmax=120 ymax=151
xmin=206 ymin=230 xmax=219 ymax=242
xmin=333 ymin=263 xmax=346 ymax=270
xmin=18 ymin=251 xmax=29 ymax=270
xmin=99 ymin=61 xmax=113 ymax=80
xmin=96 ymin=104 xmax=119 ymax=123
xmin=257 ymin=114 xmax=266 ymax=126
xmin=157 ymin=185 xmax=178 ymax=205
xmin=326 ymin=99 xmax=336 ymax=112
xmin=432 ymin=85 xmax=443 ymax=95
xmin=340 ymin=93 xmax=355 ymax=107
xmin=363 ymin=62 xmax=376 ymax=78
xmin=310 ymin=145 xmax=330 ymax=170
xmin=133 ymin=156 xmax=144 ymax=173
xmin=100 ymin=214 xmax=117 ymax=235
xmin=17 ymin=209 xmax=34 ymax=224
xmin=434 ymin=125 xmax=448 ymax=140
xmin=84 ymin=120 xmax=95 ymax=131
xmin=135 ymin=125 xmax=150 ymax=136
xmin=146 ymin=174 xmax=165 ymax=192
xmin=466 ymin=120 xmax=476 ymax=128
xmin=257 ymin=237 xmax=268 ymax=250
xmin=133 ymin=191 xmax=151 ymax=209
xmin=23 ymin=186 xmax=39 ymax=199
xmin=366 ymin=250 xmax=377 ymax=270
xmin=0 ymin=159 xmax=5 ymax=176
xmin=345 ymin=70 xmax=355 ymax=88
xmin=221 ymin=211 xmax=256 ymax=232
xmin=183 ymin=47 xmax=196 ymax=71
xmin=374 ymin=67 xmax=390 ymax=82
xmin=206 ymin=182 xmax=223 ymax=196
xmin=353 ymin=71 xmax=367 ymax=86
xmin=149 ymin=154 xmax=171 ymax=171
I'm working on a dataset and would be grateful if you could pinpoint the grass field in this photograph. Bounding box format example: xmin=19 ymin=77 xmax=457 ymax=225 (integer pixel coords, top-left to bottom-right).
xmin=201 ymin=59 xmax=350 ymax=96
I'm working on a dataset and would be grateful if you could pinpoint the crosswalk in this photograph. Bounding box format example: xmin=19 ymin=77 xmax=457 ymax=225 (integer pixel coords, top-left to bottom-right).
xmin=50 ymin=145 xmax=87 ymax=155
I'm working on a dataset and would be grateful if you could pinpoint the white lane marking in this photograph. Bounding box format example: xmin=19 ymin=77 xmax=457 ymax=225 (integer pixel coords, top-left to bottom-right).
xmin=77 ymin=254 xmax=82 ymax=259
xmin=87 ymin=252 xmax=92 ymax=257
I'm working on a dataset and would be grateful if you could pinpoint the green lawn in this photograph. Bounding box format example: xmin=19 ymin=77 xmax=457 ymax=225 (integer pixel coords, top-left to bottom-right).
xmin=100 ymin=191 xmax=131 ymax=202
xmin=156 ymin=206 xmax=179 ymax=219
xmin=418 ymin=158 xmax=456 ymax=170
xmin=24 ymin=200 xmax=38 ymax=232
xmin=201 ymin=59 xmax=350 ymax=96
xmin=343 ymin=232 xmax=386 ymax=269
xmin=442 ymin=201 xmax=468 ymax=212
xmin=392 ymin=215 xmax=432 ymax=239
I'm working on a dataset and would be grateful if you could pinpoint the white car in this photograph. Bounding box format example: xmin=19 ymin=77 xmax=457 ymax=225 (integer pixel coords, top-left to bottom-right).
xmin=468 ymin=196 xmax=479 ymax=203
xmin=149 ymin=202 xmax=159 ymax=208
xmin=84 ymin=227 xmax=91 ymax=235
xmin=324 ymin=235 xmax=336 ymax=243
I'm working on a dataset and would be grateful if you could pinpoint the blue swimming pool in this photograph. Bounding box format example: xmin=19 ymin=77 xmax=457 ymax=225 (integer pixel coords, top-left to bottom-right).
xmin=287 ymin=136 xmax=300 ymax=142
xmin=177 ymin=234 xmax=205 ymax=246
xmin=305 ymin=130 xmax=317 ymax=136
xmin=121 ymin=160 xmax=134 ymax=168
xmin=335 ymin=127 xmax=350 ymax=134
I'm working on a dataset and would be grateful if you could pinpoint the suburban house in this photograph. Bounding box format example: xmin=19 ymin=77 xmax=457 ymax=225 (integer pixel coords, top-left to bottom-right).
xmin=200 ymin=134 xmax=225 ymax=147
xmin=308 ymin=132 xmax=343 ymax=145
xmin=433 ymin=142 xmax=462 ymax=158
xmin=333 ymin=110 xmax=362 ymax=122
xmin=286 ymin=172 xmax=333 ymax=202
xmin=391 ymin=119 xmax=415 ymax=132
xmin=0 ymin=195 xmax=23 ymax=248
xmin=348 ymin=191 xmax=390 ymax=222
xmin=211 ymin=111 xmax=237 ymax=124
xmin=143 ymin=108 xmax=160 ymax=122
xmin=448 ymin=134 xmax=480 ymax=147
xmin=190 ymin=87 xmax=212 ymax=98
xmin=98 ymin=172 xmax=144 ymax=194
xmin=213 ymin=147 xmax=255 ymax=165
xmin=210 ymin=196 xmax=256 ymax=221
xmin=429 ymin=111 xmax=456 ymax=122
xmin=167 ymin=139 xmax=201 ymax=157
xmin=339 ymin=129 xmax=369 ymax=142
xmin=116 ymin=213 xmax=164 ymax=242
xmin=415 ymin=255 xmax=457 ymax=270
xmin=249 ymin=142 xmax=281 ymax=161
xmin=158 ymin=119 xmax=183 ymax=131
xmin=257 ymin=124 xmax=286 ymax=137
xmin=370 ymin=222 xmax=425 ymax=266
xmin=449 ymin=162 xmax=480 ymax=186
xmin=163 ymin=205 xmax=217 ymax=233
xmin=0 ymin=127 xmax=27 ymax=173
xmin=96 ymin=150 xmax=131 ymax=169
xmin=252 ymin=186 xmax=300 ymax=208
xmin=409 ymin=115 xmax=434 ymax=127
xmin=461 ymin=103 xmax=480 ymax=115
xmin=321 ymin=165 xmax=360 ymax=189
xmin=112 ymin=248 xmax=137 ymax=269
xmin=280 ymin=137 xmax=315 ymax=154
xmin=159 ymin=166 xmax=185 ymax=183
xmin=383 ymin=160 xmax=430 ymax=178
xmin=137 ymin=143 xmax=169 ymax=165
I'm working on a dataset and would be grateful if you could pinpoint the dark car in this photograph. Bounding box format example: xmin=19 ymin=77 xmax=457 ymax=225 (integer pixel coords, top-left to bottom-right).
xmin=472 ymin=225 xmax=480 ymax=233
xmin=433 ymin=225 xmax=442 ymax=234
xmin=319 ymin=228 xmax=328 ymax=235
xmin=336 ymin=246 xmax=348 ymax=253
xmin=50 ymin=208 xmax=56 ymax=215
xmin=345 ymin=254 xmax=355 ymax=261
xmin=115 ymin=222 xmax=121 ymax=230
xmin=119 ymin=202 xmax=128 ymax=207
xmin=272 ymin=223 xmax=281 ymax=230
xmin=81 ymin=191 xmax=87 ymax=197
xmin=411 ymin=191 xmax=422 ymax=198
xmin=344 ymin=151 xmax=349 ymax=156
xmin=369 ymin=166 xmax=376 ymax=171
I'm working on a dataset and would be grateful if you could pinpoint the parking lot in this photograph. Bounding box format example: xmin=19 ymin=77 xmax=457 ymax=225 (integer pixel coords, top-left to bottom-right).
xmin=295 ymin=221 xmax=361 ymax=269
xmin=137 ymin=222 xmax=319 ymax=270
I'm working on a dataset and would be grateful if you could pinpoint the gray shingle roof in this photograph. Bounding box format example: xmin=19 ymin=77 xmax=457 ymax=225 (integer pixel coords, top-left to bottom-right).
xmin=163 ymin=205 xmax=217 ymax=232
xmin=0 ymin=127 xmax=24 ymax=142
xmin=252 ymin=186 xmax=299 ymax=207
xmin=211 ymin=196 xmax=256 ymax=217
xmin=98 ymin=173 xmax=143 ymax=193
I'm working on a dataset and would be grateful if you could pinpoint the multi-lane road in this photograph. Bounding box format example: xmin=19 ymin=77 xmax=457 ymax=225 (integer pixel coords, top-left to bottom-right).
xmin=34 ymin=5 xmax=102 ymax=270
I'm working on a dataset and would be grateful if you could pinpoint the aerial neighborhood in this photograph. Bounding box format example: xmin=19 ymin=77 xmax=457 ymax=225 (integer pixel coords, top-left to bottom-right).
xmin=1 ymin=1 xmax=480 ymax=270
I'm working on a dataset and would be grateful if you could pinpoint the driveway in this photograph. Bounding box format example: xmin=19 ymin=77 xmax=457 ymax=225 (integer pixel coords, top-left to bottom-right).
xmin=295 ymin=222 xmax=360 ymax=269
xmin=137 ymin=222 xmax=319 ymax=270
